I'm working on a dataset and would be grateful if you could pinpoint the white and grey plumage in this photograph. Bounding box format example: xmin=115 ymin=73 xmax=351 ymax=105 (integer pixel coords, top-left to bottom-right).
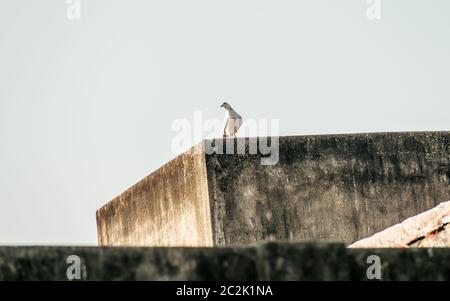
xmin=220 ymin=102 xmax=243 ymax=138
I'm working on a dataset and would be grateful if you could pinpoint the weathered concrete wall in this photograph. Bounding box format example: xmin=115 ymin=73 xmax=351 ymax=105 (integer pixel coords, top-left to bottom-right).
xmin=96 ymin=143 xmax=213 ymax=246
xmin=207 ymin=132 xmax=450 ymax=246
xmin=97 ymin=132 xmax=450 ymax=247
xmin=1 ymin=243 xmax=450 ymax=280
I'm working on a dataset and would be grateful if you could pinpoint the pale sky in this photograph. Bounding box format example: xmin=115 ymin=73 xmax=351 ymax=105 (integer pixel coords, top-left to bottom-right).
xmin=0 ymin=1 xmax=449 ymax=245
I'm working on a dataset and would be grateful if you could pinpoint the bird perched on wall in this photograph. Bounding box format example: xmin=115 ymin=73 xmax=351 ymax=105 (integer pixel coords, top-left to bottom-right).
xmin=220 ymin=102 xmax=243 ymax=138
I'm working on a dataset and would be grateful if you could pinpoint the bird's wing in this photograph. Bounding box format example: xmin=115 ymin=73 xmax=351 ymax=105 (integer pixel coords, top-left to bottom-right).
xmin=229 ymin=109 xmax=241 ymax=119
xmin=234 ymin=118 xmax=243 ymax=134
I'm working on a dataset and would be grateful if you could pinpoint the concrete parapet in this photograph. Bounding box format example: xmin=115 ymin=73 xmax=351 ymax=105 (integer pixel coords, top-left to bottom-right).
xmin=97 ymin=132 xmax=450 ymax=246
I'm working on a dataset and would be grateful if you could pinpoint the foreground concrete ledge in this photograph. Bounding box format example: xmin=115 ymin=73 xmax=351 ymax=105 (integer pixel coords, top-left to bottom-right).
xmin=97 ymin=131 xmax=450 ymax=247
xmin=1 ymin=242 xmax=450 ymax=280
xmin=350 ymin=201 xmax=450 ymax=248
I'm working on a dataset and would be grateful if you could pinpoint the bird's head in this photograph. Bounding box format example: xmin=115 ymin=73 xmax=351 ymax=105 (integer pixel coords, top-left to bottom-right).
xmin=220 ymin=102 xmax=231 ymax=110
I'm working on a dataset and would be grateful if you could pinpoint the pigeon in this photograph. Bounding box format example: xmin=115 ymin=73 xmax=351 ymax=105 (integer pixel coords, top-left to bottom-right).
xmin=220 ymin=102 xmax=243 ymax=138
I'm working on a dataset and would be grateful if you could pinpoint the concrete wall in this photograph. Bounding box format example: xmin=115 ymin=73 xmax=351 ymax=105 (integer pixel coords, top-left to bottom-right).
xmin=97 ymin=131 xmax=450 ymax=247
xmin=2 ymin=243 xmax=450 ymax=280
xmin=207 ymin=132 xmax=450 ymax=245
xmin=96 ymin=143 xmax=213 ymax=246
